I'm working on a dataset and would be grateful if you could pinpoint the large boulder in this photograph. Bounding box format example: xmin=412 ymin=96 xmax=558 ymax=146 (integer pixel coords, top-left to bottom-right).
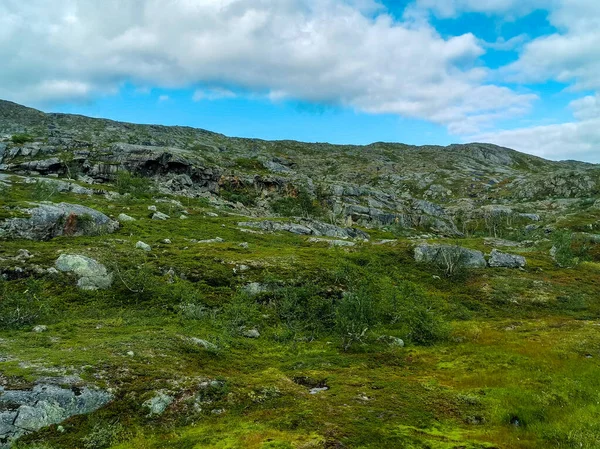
xmin=55 ymin=254 xmax=113 ymax=290
xmin=488 ymin=249 xmax=526 ymax=268
xmin=0 ymin=379 xmax=112 ymax=448
xmin=414 ymin=243 xmax=487 ymax=268
xmin=0 ymin=202 xmax=119 ymax=240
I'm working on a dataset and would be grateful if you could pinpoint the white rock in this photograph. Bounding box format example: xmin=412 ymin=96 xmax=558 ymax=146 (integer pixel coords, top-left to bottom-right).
xmin=136 ymin=241 xmax=152 ymax=252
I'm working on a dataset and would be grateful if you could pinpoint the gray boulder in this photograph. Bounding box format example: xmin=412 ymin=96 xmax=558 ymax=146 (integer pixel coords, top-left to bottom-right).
xmin=55 ymin=254 xmax=113 ymax=290
xmin=0 ymin=380 xmax=112 ymax=447
xmin=414 ymin=244 xmax=487 ymax=268
xmin=243 ymin=328 xmax=261 ymax=338
xmin=488 ymin=249 xmax=526 ymax=268
xmin=143 ymin=392 xmax=174 ymax=416
xmin=152 ymin=212 xmax=170 ymax=220
xmin=0 ymin=202 xmax=119 ymax=241
xmin=136 ymin=241 xmax=152 ymax=252
xmin=118 ymin=213 xmax=136 ymax=222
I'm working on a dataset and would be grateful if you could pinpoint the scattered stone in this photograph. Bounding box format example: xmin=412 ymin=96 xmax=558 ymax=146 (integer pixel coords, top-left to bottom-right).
xmin=308 ymin=237 xmax=356 ymax=247
xmin=206 ymin=212 xmax=219 ymax=217
xmin=32 ymin=325 xmax=48 ymax=333
xmin=239 ymin=242 xmax=249 ymax=249
xmin=143 ymin=392 xmax=174 ymax=416
xmin=243 ymin=329 xmax=260 ymax=338
xmin=136 ymin=241 xmax=152 ymax=252
xmin=243 ymin=283 xmax=267 ymax=296
xmin=378 ymin=335 xmax=404 ymax=347
xmin=180 ymin=215 xmax=188 ymax=220
xmin=488 ymin=249 xmax=526 ymax=268
xmin=55 ymin=254 xmax=113 ymax=290
xmin=148 ymin=205 xmax=157 ymax=212
xmin=127 ymin=351 xmax=135 ymax=357
xmin=189 ymin=337 xmax=218 ymax=352
xmin=309 ymin=387 xmax=329 ymax=395
xmin=118 ymin=213 xmax=136 ymax=222
xmin=197 ymin=237 xmax=224 ymax=244
xmin=152 ymin=212 xmax=170 ymax=220
xmin=162 ymin=239 xmax=172 ymax=244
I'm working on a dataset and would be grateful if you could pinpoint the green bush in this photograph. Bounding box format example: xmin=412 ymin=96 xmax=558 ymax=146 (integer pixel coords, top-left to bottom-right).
xmin=234 ymin=157 xmax=263 ymax=171
xmin=381 ymin=281 xmax=449 ymax=346
xmin=30 ymin=179 xmax=57 ymax=201
xmin=219 ymin=182 xmax=258 ymax=207
xmin=271 ymin=188 xmax=324 ymax=218
xmin=219 ymin=292 xmax=261 ymax=336
xmin=335 ymin=283 xmax=380 ymax=350
xmin=11 ymin=134 xmax=34 ymax=145
xmin=551 ymin=230 xmax=590 ymax=267
xmin=115 ymin=171 xmax=156 ymax=197
xmin=275 ymin=285 xmax=334 ymax=339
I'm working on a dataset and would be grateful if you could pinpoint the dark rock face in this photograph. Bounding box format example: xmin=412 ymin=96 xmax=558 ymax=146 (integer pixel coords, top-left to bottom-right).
xmin=0 ymin=379 xmax=112 ymax=447
xmin=0 ymin=202 xmax=119 ymax=240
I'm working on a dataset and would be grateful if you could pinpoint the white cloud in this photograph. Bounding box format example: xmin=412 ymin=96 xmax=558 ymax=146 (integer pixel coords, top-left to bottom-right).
xmin=470 ymin=94 xmax=600 ymax=163
xmin=505 ymin=0 xmax=600 ymax=90
xmin=471 ymin=119 xmax=600 ymax=163
xmin=0 ymin=0 xmax=534 ymax=134
xmin=158 ymin=94 xmax=170 ymax=102
xmin=193 ymin=88 xmax=237 ymax=102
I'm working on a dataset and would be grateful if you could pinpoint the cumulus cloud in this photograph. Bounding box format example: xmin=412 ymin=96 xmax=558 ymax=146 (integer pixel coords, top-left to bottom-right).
xmin=504 ymin=0 xmax=600 ymax=90
xmin=470 ymin=95 xmax=600 ymax=163
xmin=0 ymin=0 xmax=534 ymax=134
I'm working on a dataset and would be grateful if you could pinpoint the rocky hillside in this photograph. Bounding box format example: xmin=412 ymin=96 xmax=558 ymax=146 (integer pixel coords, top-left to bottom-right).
xmin=0 ymin=99 xmax=600 ymax=449
xmin=1 ymin=99 xmax=599 ymax=240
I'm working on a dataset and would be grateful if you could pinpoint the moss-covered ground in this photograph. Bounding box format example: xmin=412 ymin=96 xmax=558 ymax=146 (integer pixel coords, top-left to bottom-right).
xmin=1 ymin=178 xmax=599 ymax=449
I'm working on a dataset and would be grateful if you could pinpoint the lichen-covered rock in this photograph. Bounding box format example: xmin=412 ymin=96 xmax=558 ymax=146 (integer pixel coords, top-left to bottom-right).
xmin=143 ymin=392 xmax=174 ymax=416
xmin=414 ymin=244 xmax=487 ymax=268
xmin=488 ymin=249 xmax=526 ymax=268
xmin=0 ymin=202 xmax=118 ymax=241
xmin=152 ymin=211 xmax=170 ymax=220
xmin=55 ymin=254 xmax=113 ymax=290
xmin=0 ymin=379 xmax=112 ymax=447
xmin=118 ymin=213 xmax=136 ymax=222
xmin=136 ymin=241 xmax=152 ymax=251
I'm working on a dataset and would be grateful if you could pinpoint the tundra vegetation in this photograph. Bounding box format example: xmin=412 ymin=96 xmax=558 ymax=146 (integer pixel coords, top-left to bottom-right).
xmin=0 ymin=99 xmax=599 ymax=448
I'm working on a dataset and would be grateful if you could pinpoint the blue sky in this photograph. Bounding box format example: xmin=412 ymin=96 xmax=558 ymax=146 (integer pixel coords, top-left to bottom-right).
xmin=2 ymin=0 xmax=600 ymax=162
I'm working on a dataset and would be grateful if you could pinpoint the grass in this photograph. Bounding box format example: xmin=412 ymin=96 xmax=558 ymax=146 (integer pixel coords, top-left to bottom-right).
xmin=1 ymin=176 xmax=599 ymax=449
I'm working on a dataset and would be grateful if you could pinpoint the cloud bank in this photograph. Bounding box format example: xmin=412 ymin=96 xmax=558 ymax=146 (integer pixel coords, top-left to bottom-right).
xmin=0 ymin=0 xmax=534 ymax=135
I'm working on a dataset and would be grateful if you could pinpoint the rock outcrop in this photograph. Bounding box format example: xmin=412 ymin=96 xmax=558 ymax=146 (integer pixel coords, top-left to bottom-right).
xmin=488 ymin=249 xmax=526 ymax=268
xmin=0 ymin=378 xmax=112 ymax=448
xmin=414 ymin=244 xmax=487 ymax=268
xmin=55 ymin=254 xmax=113 ymax=290
xmin=0 ymin=202 xmax=118 ymax=240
